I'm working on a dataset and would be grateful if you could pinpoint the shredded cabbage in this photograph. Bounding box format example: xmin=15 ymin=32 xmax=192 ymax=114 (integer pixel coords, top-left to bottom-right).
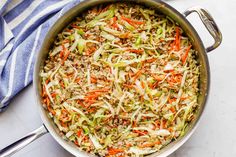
xmin=40 ymin=3 xmax=200 ymax=157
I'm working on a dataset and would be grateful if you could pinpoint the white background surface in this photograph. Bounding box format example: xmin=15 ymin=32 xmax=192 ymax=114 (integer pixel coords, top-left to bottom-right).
xmin=1 ymin=0 xmax=236 ymax=157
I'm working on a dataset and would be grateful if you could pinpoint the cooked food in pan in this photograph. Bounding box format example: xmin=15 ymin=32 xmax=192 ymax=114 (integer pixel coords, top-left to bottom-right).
xmin=40 ymin=3 xmax=200 ymax=156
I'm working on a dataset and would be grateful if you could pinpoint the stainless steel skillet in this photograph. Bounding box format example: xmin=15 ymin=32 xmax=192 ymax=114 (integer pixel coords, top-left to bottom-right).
xmin=0 ymin=0 xmax=222 ymax=157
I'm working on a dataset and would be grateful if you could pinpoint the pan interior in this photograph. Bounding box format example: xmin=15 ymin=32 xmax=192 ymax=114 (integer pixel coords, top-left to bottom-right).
xmin=34 ymin=0 xmax=209 ymax=156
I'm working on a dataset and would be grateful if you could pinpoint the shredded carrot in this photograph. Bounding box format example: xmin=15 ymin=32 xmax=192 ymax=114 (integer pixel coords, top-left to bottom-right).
xmin=41 ymin=85 xmax=46 ymax=97
xmin=51 ymin=92 xmax=57 ymax=98
xmin=88 ymin=88 xmax=109 ymax=93
xmin=75 ymin=78 xmax=81 ymax=83
xmin=155 ymin=141 xmax=161 ymax=145
xmin=161 ymin=119 xmax=167 ymax=129
xmin=71 ymin=23 xmax=80 ymax=29
xmin=87 ymin=107 xmax=96 ymax=113
xmin=132 ymin=69 xmax=143 ymax=81
xmin=175 ymin=27 xmax=181 ymax=51
xmin=62 ymin=39 xmax=70 ymax=44
xmin=108 ymin=67 xmax=112 ymax=74
xmin=154 ymin=120 xmax=161 ymax=129
xmin=108 ymin=148 xmax=124 ymax=155
xmin=139 ymin=141 xmax=161 ymax=148
xmin=170 ymin=106 xmax=176 ymax=113
xmin=181 ymin=45 xmax=192 ymax=64
xmin=74 ymin=140 xmax=79 ymax=146
xmin=145 ymin=58 xmax=157 ymax=63
xmin=90 ymin=76 xmax=97 ymax=83
xmin=64 ymin=28 xmax=73 ymax=32
xmin=63 ymin=49 xmax=70 ymax=62
xmin=180 ymin=96 xmax=189 ymax=101
xmin=77 ymin=129 xmax=82 ymax=137
xmin=121 ymin=16 xmax=144 ymax=27
xmin=111 ymin=16 xmax=119 ymax=29
xmin=132 ymin=121 xmax=137 ymax=128
xmin=86 ymin=100 xmax=96 ymax=107
xmin=85 ymin=93 xmax=101 ymax=100
xmin=152 ymin=81 xmax=159 ymax=89
xmin=46 ymin=97 xmax=56 ymax=115
xmin=60 ymin=121 xmax=67 ymax=128
xmin=118 ymin=32 xmax=131 ymax=39
xmin=45 ymin=79 xmax=50 ymax=84
xmin=123 ymin=83 xmax=134 ymax=88
xmin=128 ymin=49 xmax=144 ymax=54
xmin=141 ymin=81 xmax=145 ymax=89
xmin=126 ymin=143 xmax=132 ymax=147
xmin=66 ymin=73 xmax=74 ymax=78
xmin=77 ymin=100 xmax=86 ymax=108
xmin=60 ymin=81 xmax=65 ymax=88
xmin=168 ymin=127 xmax=173 ymax=132
xmin=86 ymin=47 xmax=97 ymax=56
xmin=60 ymin=45 xmax=65 ymax=58
xmin=132 ymin=130 xmax=148 ymax=136
xmin=151 ymin=74 xmax=164 ymax=81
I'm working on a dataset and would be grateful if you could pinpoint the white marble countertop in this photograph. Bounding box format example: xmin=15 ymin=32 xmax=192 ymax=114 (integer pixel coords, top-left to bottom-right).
xmin=1 ymin=0 xmax=236 ymax=156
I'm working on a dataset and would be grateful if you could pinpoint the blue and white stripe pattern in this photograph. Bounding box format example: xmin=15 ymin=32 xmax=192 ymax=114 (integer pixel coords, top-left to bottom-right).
xmin=0 ymin=0 xmax=82 ymax=111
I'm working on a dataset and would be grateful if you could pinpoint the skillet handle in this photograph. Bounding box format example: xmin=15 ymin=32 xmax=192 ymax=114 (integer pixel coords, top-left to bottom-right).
xmin=0 ymin=125 xmax=48 ymax=157
xmin=183 ymin=6 xmax=222 ymax=52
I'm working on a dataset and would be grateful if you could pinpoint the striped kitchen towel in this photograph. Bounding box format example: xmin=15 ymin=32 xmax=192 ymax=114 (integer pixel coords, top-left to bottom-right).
xmin=0 ymin=0 xmax=82 ymax=111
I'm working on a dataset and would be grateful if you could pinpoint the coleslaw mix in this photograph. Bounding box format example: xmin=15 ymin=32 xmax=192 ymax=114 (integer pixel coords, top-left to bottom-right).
xmin=40 ymin=3 xmax=200 ymax=157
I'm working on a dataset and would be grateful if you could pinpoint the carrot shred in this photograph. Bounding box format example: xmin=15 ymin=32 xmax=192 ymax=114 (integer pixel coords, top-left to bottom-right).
xmin=121 ymin=16 xmax=144 ymax=27
xmin=77 ymin=129 xmax=82 ymax=137
xmin=141 ymin=81 xmax=145 ymax=89
xmin=88 ymin=88 xmax=109 ymax=93
xmin=128 ymin=49 xmax=144 ymax=54
xmin=87 ymin=107 xmax=96 ymax=113
xmin=181 ymin=45 xmax=192 ymax=64
xmin=123 ymin=83 xmax=134 ymax=88
xmin=74 ymin=140 xmax=79 ymax=146
xmin=111 ymin=16 xmax=119 ymax=30
xmin=75 ymin=78 xmax=81 ymax=83
xmin=60 ymin=45 xmax=65 ymax=58
xmin=60 ymin=80 xmax=65 ymax=88
xmin=154 ymin=120 xmax=160 ymax=129
xmin=132 ymin=69 xmax=143 ymax=81
xmin=46 ymin=97 xmax=56 ymax=115
xmin=71 ymin=23 xmax=80 ymax=29
xmin=152 ymin=81 xmax=159 ymax=89
xmin=51 ymin=92 xmax=57 ymax=98
xmin=86 ymin=100 xmax=96 ymax=106
xmin=85 ymin=93 xmax=101 ymax=100
xmin=175 ymin=27 xmax=181 ymax=51
xmin=60 ymin=45 xmax=70 ymax=65
xmin=151 ymin=74 xmax=164 ymax=81
xmin=168 ymin=98 xmax=176 ymax=104
xmin=63 ymin=49 xmax=70 ymax=62
xmin=108 ymin=148 xmax=124 ymax=155
xmin=77 ymin=100 xmax=86 ymax=108
xmin=170 ymin=106 xmax=176 ymax=113
xmin=90 ymin=76 xmax=97 ymax=83
xmin=145 ymin=58 xmax=157 ymax=63
xmin=62 ymin=39 xmax=70 ymax=44
xmin=45 ymin=79 xmax=50 ymax=84
xmin=60 ymin=121 xmax=67 ymax=128
xmin=161 ymin=119 xmax=167 ymax=129
xmin=139 ymin=141 xmax=161 ymax=148
xmin=132 ymin=130 xmax=148 ymax=136
xmin=64 ymin=28 xmax=73 ymax=32
xmin=126 ymin=143 xmax=132 ymax=147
